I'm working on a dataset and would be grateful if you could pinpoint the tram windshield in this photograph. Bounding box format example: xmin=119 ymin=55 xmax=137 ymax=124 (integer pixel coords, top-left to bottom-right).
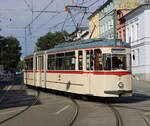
xmin=103 ymin=54 xmax=131 ymax=71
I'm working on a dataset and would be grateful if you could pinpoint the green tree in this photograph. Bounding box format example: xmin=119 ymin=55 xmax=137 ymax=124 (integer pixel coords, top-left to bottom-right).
xmin=17 ymin=60 xmax=25 ymax=70
xmin=35 ymin=31 xmax=69 ymax=51
xmin=0 ymin=36 xmax=21 ymax=70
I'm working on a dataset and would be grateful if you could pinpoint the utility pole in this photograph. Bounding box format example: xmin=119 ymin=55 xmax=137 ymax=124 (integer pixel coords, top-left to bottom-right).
xmin=24 ymin=27 xmax=27 ymax=57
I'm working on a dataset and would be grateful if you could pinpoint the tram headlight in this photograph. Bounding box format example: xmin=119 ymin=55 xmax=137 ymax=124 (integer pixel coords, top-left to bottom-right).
xmin=118 ymin=82 xmax=124 ymax=89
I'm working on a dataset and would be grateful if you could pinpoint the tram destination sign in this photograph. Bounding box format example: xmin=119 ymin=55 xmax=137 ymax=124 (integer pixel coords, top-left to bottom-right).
xmin=115 ymin=0 xmax=143 ymax=10
xmin=111 ymin=48 xmax=126 ymax=53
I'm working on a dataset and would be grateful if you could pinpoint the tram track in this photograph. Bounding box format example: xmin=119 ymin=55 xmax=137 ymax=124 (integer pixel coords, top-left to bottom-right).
xmin=66 ymin=98 xmax=79 ymax=126
xmin=0 ymin=82 xmax=40 ymax=125
xmin=111 ymin=104 xmax=150 ymax=126
xmin=106 ymin=103 xmax=123 ymax=126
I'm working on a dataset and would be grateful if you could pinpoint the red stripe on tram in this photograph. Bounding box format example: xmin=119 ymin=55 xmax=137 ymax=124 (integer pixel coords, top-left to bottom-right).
xmin=24 ymin=70 xmax=131 ymax=76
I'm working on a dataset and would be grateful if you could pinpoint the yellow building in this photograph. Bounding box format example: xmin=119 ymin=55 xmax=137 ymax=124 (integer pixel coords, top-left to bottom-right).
xmin=88 ymin=0 xmax=144 ymax=39
xmin=88 ymin=9 xmax=100 ymax=39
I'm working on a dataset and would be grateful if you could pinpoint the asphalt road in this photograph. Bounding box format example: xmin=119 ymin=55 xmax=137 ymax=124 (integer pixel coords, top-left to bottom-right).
xmin=0 ymin=77 xmax=150 ymax=126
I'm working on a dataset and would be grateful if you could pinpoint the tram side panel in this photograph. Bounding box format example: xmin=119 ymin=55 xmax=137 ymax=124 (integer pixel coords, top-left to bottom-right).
xmin=46 ymin=72 xmax=90 ymax=95
xmin=90 ymin=74 xmax=106 ymax=97
xmin=104 ymin=75 xmax=132 ymax=97
xmin=90 ymin=74 xmax=132 ymax=97
xmin=24 ymin=71 xmax=34 ymax=86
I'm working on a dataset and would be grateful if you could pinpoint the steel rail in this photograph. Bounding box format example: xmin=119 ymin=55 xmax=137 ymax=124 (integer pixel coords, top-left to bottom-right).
xmin=0 ymin=84 xmax=40 ymax=125
xmin=107 ymin=104 xmax=124 ymax=126
xmin=67 ymin=98 xmax=79 ymax=126
xmin=112 ymin=105 xmax=150 ymax=126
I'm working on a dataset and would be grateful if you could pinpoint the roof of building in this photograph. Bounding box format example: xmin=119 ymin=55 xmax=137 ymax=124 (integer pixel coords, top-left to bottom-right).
xmin=25 ymin=38 xmax=130 ymax=57
xmin=123 ymin=4 xmax=150 ymax=19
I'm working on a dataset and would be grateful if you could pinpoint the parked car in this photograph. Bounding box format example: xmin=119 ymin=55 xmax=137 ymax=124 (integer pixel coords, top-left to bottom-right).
xmin=15 ymin=70 xmax=22 ymax=75
xmin=0 ymin=71 xmax=13 ymax=82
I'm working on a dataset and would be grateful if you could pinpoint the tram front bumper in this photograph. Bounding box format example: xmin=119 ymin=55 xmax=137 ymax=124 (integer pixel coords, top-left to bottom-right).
xmin=104 ymin=90 xmax=132 ymax=96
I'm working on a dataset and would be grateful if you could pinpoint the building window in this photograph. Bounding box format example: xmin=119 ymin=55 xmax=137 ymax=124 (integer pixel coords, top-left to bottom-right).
xmin=132 ymin=25 xmax=135 ymax=42
xmin=105 ymin=23 xmax=108 ymax=32
xmin=136 ymin=23 xmax=139 ymax=40
xmin=123 ymin=29 xmax=126 ymax=41
xmin=132 ymin=50 xmax=135 ymax=62
xmin=137 ymin=48 xmax=140 ymax=65
xmin=126 ymin=27 xmax=131 ymax=43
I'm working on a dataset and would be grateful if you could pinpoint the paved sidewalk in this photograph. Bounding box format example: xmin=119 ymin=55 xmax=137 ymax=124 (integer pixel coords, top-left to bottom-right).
xmin=132 ymin=79 xmax=150 ymax=95
xmin=132 ymin=79 xmax=150 ymax=125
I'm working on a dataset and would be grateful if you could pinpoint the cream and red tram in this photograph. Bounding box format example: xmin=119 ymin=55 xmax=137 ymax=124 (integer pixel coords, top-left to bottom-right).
xmin=24 ymin=38 xmax=132 ymax=97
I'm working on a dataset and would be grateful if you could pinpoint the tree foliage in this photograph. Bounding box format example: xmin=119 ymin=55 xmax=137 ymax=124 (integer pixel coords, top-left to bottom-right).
xmin=0 ymin=36 xmax=21 ymax=70
xmin=17 ymin=60 xmax=25 ymax=70
xmin=35 ymin=31 xmax=69 ymax=51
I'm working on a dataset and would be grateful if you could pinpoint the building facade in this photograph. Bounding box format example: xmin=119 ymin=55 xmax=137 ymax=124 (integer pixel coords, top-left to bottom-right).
xmin=117 ymin=9 xmax=131 ymax=41
xmin=88 ymin=9 xmax=100 ymax=38
xmin=125 ymin=4 xmax=150 ymax=81
xmin=88 ymin=0 xmax=144 ymax=39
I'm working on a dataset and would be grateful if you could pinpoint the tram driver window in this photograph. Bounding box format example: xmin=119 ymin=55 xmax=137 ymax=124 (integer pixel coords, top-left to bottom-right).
xmin=112 ymin=54 xmax=126 ymax=70
xmin=94 ymin=49 xmax=103 ymax=70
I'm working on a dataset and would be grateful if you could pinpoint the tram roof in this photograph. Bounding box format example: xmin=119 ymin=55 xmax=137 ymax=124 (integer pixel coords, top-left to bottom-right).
xmin=46 ymin=38 xmax=130 ymax=53
xmin=26 ymin=38 xmax=130 ymax=57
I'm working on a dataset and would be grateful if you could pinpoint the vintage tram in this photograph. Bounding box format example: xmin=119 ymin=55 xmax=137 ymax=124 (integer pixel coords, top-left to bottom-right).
xmin=24 ymin=38 xmax=132 ymax=97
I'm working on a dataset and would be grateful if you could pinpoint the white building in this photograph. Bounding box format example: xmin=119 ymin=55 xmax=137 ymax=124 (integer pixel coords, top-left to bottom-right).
xmin=125 ymin=4 xmax=150 ymax=81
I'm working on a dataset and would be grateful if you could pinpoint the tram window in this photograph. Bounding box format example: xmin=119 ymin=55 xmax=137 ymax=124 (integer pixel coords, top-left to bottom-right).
xmin=86 ymin=51 xmax=90 ymax=70
xmin=56 ymin=53 xmax=65 ymax=70
xmin=94 ymin=49 xmax=103 ymax=70
xmin=65 ymin=52 xmax=75 ymax=70
xmin=35 ymin=57 xmax=37 ymax=70
xmin=112 ymin=54 xmax=126 ymax=70
xmin=78 ymin=51 xmax=83 ymax=70
xmin=86 ymin=50 xmax=94 ymax=70
xmin=25 ymin=58 xmax=33 ymax=70
xmin=48 ymin=55 xmax=56 ymax=70
xmin=103 ymin=54 xmax=111 ymax=70
xmin=38 ymin=56 xmax=44 ymax=70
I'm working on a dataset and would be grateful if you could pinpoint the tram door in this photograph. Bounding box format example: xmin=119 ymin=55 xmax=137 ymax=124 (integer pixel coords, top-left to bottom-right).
xmin=33 ymin=56 xmax=37 ymax=87
xmin=37 ymin=55 xmax=44 ymax=87
xmin=86 ymin=50 xmax=94 ymax=94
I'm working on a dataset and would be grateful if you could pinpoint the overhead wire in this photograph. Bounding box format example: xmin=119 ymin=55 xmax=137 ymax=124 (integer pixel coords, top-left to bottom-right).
xmin=23 ymin=0 xmax=32 ymax=11
xmin=25 ymin=0 xmax=104 ymax=44
xmin=25 ymin=0 xmax=55 ymax=28
xmin=31 ymin=12 xmax=64 ymax=35
xmin=61 ymin=13 xmax=69 ymax=31
xmin=88 ymin=0 xmax=100 ymax=7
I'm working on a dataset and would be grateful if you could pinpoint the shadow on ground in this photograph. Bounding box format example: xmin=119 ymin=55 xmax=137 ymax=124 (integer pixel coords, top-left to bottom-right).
xmin=0 ymin=76 xmax=41 ymax=110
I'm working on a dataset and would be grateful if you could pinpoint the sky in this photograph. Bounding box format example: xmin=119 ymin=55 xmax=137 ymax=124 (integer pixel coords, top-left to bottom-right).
xmin=0 ymin=0 xmax=106 ymax=58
